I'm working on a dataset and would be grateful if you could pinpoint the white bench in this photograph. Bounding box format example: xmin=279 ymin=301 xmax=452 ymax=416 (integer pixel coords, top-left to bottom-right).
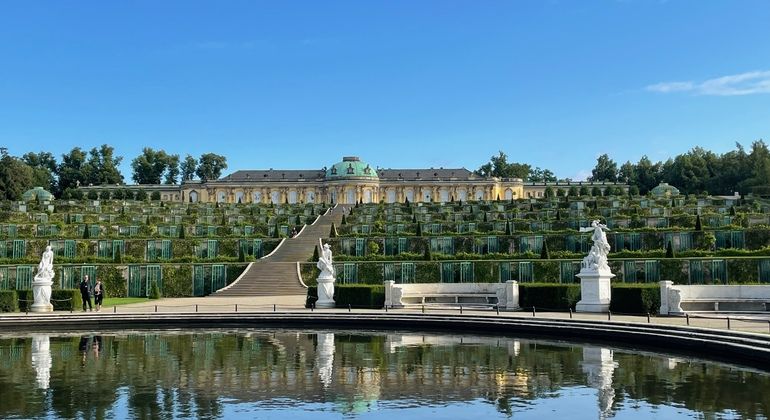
xmin=660 ymin=281 xmax=770 ymax=315
xmin=384 ymin=281 xmax=520 ymax=311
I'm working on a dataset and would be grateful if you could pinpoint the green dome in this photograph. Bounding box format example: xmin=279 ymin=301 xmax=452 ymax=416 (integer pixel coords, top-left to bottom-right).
xmin=650 ymin=182 xmax=680 ymax=197
xmin=22 ymin=187 xmax=54 ymax=202
xmin=326 ymin=156 xmax=378 ymax=179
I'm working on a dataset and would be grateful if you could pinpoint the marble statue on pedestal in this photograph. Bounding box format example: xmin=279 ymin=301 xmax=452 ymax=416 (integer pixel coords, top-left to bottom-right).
xmin=315 ymin=243 xmax=336 ymax=308
xmin=31 ymin=245 xmax=55 ymax=312
xmin=576 ymin=220 xmax=614 ymax=313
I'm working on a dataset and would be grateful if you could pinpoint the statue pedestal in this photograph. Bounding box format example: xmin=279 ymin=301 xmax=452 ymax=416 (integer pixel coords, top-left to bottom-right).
xmin=31 ymin=278 xmax=54 ymax=313
xmin=576 ymin=270 xmax=614 ymax=313
xmin=316 ymin=275 xmax=336 ymax=309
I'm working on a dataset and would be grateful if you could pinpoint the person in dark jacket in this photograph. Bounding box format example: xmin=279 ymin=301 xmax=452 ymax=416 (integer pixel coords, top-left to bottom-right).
xmin=80 ymin=275 xmax=93 ymax=311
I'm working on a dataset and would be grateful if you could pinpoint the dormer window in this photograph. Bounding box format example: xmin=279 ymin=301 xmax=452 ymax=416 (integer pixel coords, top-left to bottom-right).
xmin=347 ymin=164 xmax=354 ymax=174
xmin=331 ymin=167 xmax=337 ymax=175
xmin=364 ymin=165 xmax=371 ymax=174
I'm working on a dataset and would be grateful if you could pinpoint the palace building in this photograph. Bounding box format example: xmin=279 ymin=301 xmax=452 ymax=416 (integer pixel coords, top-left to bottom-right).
xmin=80 ymin=156 xmax=627 ymax=204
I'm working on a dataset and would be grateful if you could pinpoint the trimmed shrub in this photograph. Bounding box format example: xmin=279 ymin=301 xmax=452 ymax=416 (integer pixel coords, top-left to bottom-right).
xmin=0 ymin=290 xmax=18 ymax=312
xmin=148 ymin=281 xmax=162 ymax=299
xmin=98 ymin=265 xmax=128 ymax=298
xmin=52 ymin=289 xmax=83 ymax=311
xmin=519 ymin=283 xmax=580 ymax=311
xmin=163 ymin=265 xmax=193 ymax=297
xmin=610 ymin=284 xmax=660 ymax=315
xmin=17 ymin=290 xmax=32 ymax=312
xmin=334 ymin=285 xmax=385 ymax=309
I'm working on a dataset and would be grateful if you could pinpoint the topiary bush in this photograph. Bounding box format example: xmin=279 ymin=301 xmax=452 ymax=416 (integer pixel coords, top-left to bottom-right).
xmin=334 ymin=285 xmax=385 ymax=309
xmin=52 ymin=289 xmax=83 ymax=311
xmin=148 ymin=281 xmax=162 ymax=299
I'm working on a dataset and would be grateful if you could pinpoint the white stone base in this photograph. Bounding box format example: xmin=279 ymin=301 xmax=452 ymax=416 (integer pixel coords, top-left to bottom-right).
xmin=30 ymin=303 xmax=54 ymax=313
xmin=31 ymin=280 xmax=54 ymax=313
xmin=316 ymin=277 xmax=336 ymax=309
xmin=576 ymin=270 xmax=614 ymax=313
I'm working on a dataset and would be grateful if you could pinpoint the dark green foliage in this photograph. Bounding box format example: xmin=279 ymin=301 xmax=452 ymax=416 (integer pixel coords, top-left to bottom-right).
xmin=98 ymin=265 xmax=127 ymax=297
xmin=151 ymin=191 xmax=161 ymax=201
xmin=135 ymin=189 xmax=148 ymax=201
xmin=99 ymin=190 xmax=111 ymax=200
xmin=341 ymin=214 xmax=347 ymax=225
xmin=666 ymin=240 xmax=674 ymax=258
xmin=519 ymin=283 xmax=580 ymax=311
xmin=416 ymin=223 xmax=422 ymax=236
xmin=610 ymin=284 xmax=660 ymax=314
xmin=82 ymin=225 xmax=90 ymax=239
xmin=16 ymin=290 xmax=31 ymax=312
xmin=329 ymin=223 xmax=338 ymax=238
xmin=695 ymin=214 xmax=702 ymax=231
xmin=730 ymin=205 xmax=736 ymax=216
xmin=113 ymin=247 xmax=122 ymax=263
xmin=87 ymin=190 xmax=98 ymax=200
xmin=238 ymin=244 xmax=245 ymax=262
xmin=423 ymin=244 xmax=432 ymax=261
xmin=540 ymin=241 xmax=550 ymax=259
xmin=51 ymin=289 xmax=83 ymax=311
xmin=505 ymin=221 xmax=512 ymax=236
xmin=311 ymin=245 xmax=319 ymax=262
xmin=162 ymin=265 xmax=193 ymax=297
xmin=179 ymin=224 xmax=185 ymax=239
xmin=148 ymin=281 xmax=162 ymax=299
xmin=0 ymin=290 xmax=18 ymax=312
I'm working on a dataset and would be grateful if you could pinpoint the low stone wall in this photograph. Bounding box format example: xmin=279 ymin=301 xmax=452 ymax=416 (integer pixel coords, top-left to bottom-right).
xmin=384 ymin=281 xmax=520 ymax=310
xmin=660 ymin=281 xmax=770 ymax=314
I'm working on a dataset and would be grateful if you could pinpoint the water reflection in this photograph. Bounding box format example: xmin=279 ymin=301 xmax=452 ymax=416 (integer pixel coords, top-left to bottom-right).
xmin=0 ymin=329 xmax=766 ymax=419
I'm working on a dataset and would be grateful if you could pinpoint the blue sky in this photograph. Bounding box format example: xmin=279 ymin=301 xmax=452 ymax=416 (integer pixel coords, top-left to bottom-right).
xmin=1 ymin=0 xmax=769 ymax=180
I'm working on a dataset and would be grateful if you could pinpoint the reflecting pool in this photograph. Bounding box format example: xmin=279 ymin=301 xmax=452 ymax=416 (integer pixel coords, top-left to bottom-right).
xmin=0 ymin=329 xmax=767 ymax=419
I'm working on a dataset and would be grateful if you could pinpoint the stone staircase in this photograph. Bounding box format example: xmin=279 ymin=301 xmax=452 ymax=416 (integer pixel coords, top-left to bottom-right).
xmin=214 ymin=205 xmax=347 ymax=297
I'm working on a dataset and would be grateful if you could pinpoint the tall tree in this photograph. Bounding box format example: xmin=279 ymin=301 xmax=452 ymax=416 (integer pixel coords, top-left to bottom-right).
xmin=590 ymin=154 xmax=618 ymax=182
xmin=195 ymin=153 xmax=228 ymax=182
xmin=22 ymin=151 xmax=58 ymax=191
xmin=475 ymin=151 xmax=530 ymax=179
xmin=131 ymin=148 xmax=172 ymax=184
xmin=180 ymin=154 xmax=197 ymax=182
xmin=0 ymin=148 xmax=34 ymax=200
xmin=635 ymin=156 xmax=662 ymax=194
xmin=528 ymin=167 xmax=557 ymax=182
xmin=164 ymin=154 xmax=180 ymax=184
xmin=618 ymin=161 xmax=636 ymax=184
xmin=57 ymin=147 xmax=90 ymax=195
xmin=86 ymin=144 xmax=124 ymax=185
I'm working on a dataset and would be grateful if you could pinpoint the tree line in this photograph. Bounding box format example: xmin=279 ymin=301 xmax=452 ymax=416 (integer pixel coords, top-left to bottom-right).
xmin=476 ymin=140 xmax=770 ymax=196
xmin=0 ymin=146 xmax=227 ymax=200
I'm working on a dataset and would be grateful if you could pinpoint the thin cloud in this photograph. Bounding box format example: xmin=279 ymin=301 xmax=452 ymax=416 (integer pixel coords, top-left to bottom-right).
xmin=646 ymin=70 xmax=770 ymax=96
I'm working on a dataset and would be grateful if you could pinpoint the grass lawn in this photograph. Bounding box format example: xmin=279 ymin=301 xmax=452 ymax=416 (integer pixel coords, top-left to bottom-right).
xmin=101 ymin=297 xmax=150 ymax=307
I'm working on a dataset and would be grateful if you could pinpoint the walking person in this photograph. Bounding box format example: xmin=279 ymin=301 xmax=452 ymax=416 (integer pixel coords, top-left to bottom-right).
xmin=80 ymin=275 xmax=93 ymax=312
xmin=93 ymin=278 xmax=104 ymax=312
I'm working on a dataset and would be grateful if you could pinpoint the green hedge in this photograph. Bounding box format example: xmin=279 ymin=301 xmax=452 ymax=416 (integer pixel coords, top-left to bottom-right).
xmin=305 ymin=285 xmax=384 ymax=309
xmin=17 ymin=290 xmax=31 ymax=312
xmin=610 ymin=284 xmax=660 ymax=315
xmin=0 ymin=290 xmax=18 ymax=312
xmin=52 ymin=289 xmax=83 ymax=311
xmin=519 ymin=283 xmax=580 ymax=311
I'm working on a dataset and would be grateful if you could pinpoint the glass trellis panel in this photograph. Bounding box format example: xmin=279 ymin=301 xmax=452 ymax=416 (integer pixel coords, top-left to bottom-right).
xmin=440 ymin=262 xmax=455 ymax=283
xmin=81 ymin=266 xmax=96 ymax=288
xmin=560 ymin=261 xmax=577 ymax=283
xmin=689 ymin=260 xmax=704 ymax=285
xmin=567 ymin=235 xmax=589 ymax=253
xmin=129 ymin=265 xmax=143 ymax=297
xmin=429 ymin=223 xmax=442 ymax=234
xmin=459 ymin=262 xmax=474 ymax=283
xmin=279 ymin=225 xmax=289 ymax=236
xmin=193 ymin=265 xmax=206 ymax=296
xmin=207 ymin=240 xmax=218 ymax=259
xmin=759 ymin=260 xmax=770 ymax=283
xmin=401 ymin=263 xmax=415 ymax=283
xmin=623 ymin=261 xmax=638 ymax=283
xmin=253 ymin=239 xmax=263 ymax=258
xmin=342 ymin=263 xmax=357 ymax=284
xmin=342 ymin=239 xmax=354 ymax=255
xmin=468 ymin=223 xmax=476 ymax=232
xmin=12 ymin=240 xmax=25 ymax=259
xmin=211 ymin=264 xmax=226 ymax=291
xmin=644 ymin=260 xmax=660 ymax=283
xmin=0 ymin=267 xmax=8 ymax=289
xmin=360 ymin=225 xmax=371 ymax=235
xmin=89 ymin=225 xmax=100 ymax=238
xmin=518 ymin=262 xmax=533 ymax=283
xmin=146 ymin=265 xmax=162 ymax=296
xmin=16 ymin=266 xmax=33 ymax=290
xmin=500 ymin=262 xmax=513 ymax=282
xmin=384 ymin=263 xmax=396 ymax=282
xmin=98 ymin=240 xmax=111 ymax=258
xmin=398 ymin=238 xmax=408 ymax=254
xmin=0 ymin=241 xmax=5 ymax=258
xmin=244 ymin=226 xmax=254 ymax=236
xmin=208 ymin=226 xmax=218 ymax=236
xmin=487 ymin=236 xmax=499 ymax=253
xmin=60 ymin=266 xmax=76 ymax=289
xmin=355 ymin=238 xmax=366 ymax=256
xmin=494 ymin=222 xmax=507 ymax=232
xmin=384 ymin=238 xmax=397 ymax=256
xmin=711 ymin=260 xmax=726 ymax=284
xmin=113 ymin=240 xmax=125 ymax=259
xmin=520 ymin=236 xmax=543 ymax=253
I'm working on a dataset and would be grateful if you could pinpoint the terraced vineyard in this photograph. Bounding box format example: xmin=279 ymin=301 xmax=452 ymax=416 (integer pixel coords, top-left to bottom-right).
xmin=300 ymin=194 xmax=770 ymax=288
xmin=0 ymin=199 xmax=329 ymax=298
